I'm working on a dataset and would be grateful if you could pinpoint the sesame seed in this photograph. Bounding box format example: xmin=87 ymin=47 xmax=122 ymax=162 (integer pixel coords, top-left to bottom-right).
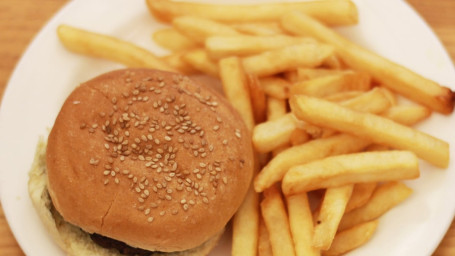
xmin=114 ymin=178 xmax=119 ymax=184
xmin=160 ymin=211 xmax=166 ymax=216
xmin=147 ymin=217 xmax=154 ymax=223
xmin=138 ymin=197 xmax=145 ymax=203
xmin=144 ymin=208 xmax=151 ymax=215
xmin=104 ymin=143 xmax=110 ymax=149
xmin=104 ymin=179 xmax=109 ymax=185
xmin=73 ymin=100 xmax=81 ymax=105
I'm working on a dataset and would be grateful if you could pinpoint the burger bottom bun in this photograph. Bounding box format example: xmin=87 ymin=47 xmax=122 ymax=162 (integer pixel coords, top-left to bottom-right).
xmin=28 ymin=139 xmax=223 ymax=256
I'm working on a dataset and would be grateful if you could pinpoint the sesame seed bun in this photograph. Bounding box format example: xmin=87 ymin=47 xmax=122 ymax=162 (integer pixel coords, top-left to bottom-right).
xmin=43 ymin=69 xmax=254 ymax=253
xmin=28 ymin=139 xmax=224 ymax=256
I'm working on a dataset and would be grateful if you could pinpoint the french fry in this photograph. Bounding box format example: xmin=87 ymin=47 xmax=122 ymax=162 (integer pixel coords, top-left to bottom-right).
xmin=282 ymin=11 xmax=454 ymax=114
xmin=338 ymin=182 xmax=413 ymax=231
xmin=266 ymin=97 xmax=288 ymax=121
xmin=219 ymin=56 xmax=259 ymax=256
xmin=252 ymin=113 xmax=296 ymax=153
xmin=339 ymin=87 xmax=392 ymax=114
xmin=285 ymin=68 xmax=349 ymax=83
xmin=254 ymin=133 xmax=371 ymax=193
xmin=261 ymin=186 xmax=296 ymax=256
xmin=289 ymin=128 xmax=311 ymax=146
xmin=242 ymin=43 xmax=334 ymax=77
xmin=290 ymin=95 xmax=449 ymax=167
xmin=258 ymin=215 xmax=273 ymax=256
xmin=382 ymin=104 xmax=432 ymax=126
xmin=313 ymin=185 xmax=353 ymax=250
xmin=287 ymin=193 xmax=320 ymax=256
xmin=57 ymin=25 xmax=176 ymax=72
xmin=345 ymin=182 xmax=377 ymax=213
xmin=182 ymin=49 xmax=219 ymax=77
xmin=232 ymin=22 xmax=285 ymax=36
xmin=259 ymin=76 xmax=291 ymax=100
xmin=247 ymin=74 xmax=267 ymax=124
xmin=152 ymin=28 xmax=199 ymax=51
xmin=282 ymin=151 xmax=419 ymax=195
xmin=160 ymin=52 xmax=198 ymax=74
xmin=321 ymin=54 xmax=344 ymax=69
xmin=206 ymin=35 xmax=317 ymax=59
xmin=172 ymin=16 xmax=240 ymax=44
xmin=232 ymin=183 xmax=260 ymax=256
xmin=323 ymin=220 xmax=379 ymax=256
xmin=296 ymin=87 xmax=393 ymax=140
xmin=290 ymin=72 xmax=371 ymax=98
xmin=323 ymin=91 xmax=364 ymax=102
xmin=146 ymin=0 xmax=359 ymax=26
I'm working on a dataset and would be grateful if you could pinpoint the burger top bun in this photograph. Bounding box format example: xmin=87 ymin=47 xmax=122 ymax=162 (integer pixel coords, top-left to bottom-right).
xmin=46 ymin=69 xmax=254 ymax=252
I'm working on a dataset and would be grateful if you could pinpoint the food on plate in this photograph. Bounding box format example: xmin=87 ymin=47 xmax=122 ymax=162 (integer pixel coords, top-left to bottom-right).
xmin=45 ymin=0 xmax=454 ymax=255
xmin=28 ymin=68 xmax=254 ymax=255
xmin=219 ymin=56 xmax=260 ymax=256
xmin=290 ymin=95 xmax=450 ymax=168
xmin=146 ymin=0 xmax=359 ymax=25
xmin=57 ymin=25 xmax=176 ymax=72
xmin=282 ymin=11 xmax=454 ymax=114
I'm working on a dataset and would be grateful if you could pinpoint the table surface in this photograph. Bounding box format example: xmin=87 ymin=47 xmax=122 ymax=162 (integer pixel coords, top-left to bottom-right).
xmin=1 ymin=0 xmax=455 ymax=255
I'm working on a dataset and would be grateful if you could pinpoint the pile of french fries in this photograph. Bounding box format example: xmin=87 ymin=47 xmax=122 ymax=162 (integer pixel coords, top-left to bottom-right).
xmin=56 ymin=0 xmax=454 ymax=255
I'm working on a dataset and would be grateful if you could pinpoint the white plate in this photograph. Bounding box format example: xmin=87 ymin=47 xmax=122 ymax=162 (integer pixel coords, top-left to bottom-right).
xmin=1 ymin=0 xmax=454 ymax=255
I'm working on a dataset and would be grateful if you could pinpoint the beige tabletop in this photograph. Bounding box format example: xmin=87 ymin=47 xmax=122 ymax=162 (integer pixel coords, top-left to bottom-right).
xmin=1 ymin=0 xmax=455 ymax=255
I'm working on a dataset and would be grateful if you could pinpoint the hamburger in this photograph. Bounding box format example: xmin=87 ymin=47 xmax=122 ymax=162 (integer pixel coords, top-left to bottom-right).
xmin=28 ymin=68 xmax=254 ymax=255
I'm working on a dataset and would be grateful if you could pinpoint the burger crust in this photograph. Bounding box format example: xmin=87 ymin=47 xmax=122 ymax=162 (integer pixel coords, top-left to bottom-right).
xmin=45 ymin=69 xmax=254 ymax=252
xmin=28 ymin=139 xmax=223 ymax=256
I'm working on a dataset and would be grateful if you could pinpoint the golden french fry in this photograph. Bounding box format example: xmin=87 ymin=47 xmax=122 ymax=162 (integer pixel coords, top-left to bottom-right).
xmin=252 ymin=113 xmax=296 ymax=153
xmin=261 ymin=186 xmax=296 ymax=256
xmin=289 ymin=128 xmax=311 ymax=146
xmin=282 ymin=11 xmax=454 ymax=114
xmin=282 ymin=151 xmax=419 ymax=195
xmin=182 ymin=49 xmax=219 ymax=77
xmin=232 ymin=22 xmax=285 ymax=36
xmin=206 ymin=35 xmax=316 ymax=59
xmin=266 ymin=97 xmax=288 ymax=121
xmin=323 ymin=91 xmax=364 ymax=102
xmin=338 ymin=182 xmax=413 ymax=231
xmin=378 ymin=86 xmax=397 ymax=106
xmin=242 ymin=43 xmax=334 ymax=77
xmin=247 ymin=74 xmax=267 ymax=124
xmin=232 ymin=183 xmax=260 ymax=256
xmin=321 ymin=54 xmax=344 ymax=69
xmin=160 ymin=52 xmax=198 ymax=74
xmin=219 ymin=57 xmax=259 ymax=256
xmin=219 ymin=56 xmax=255 ymax=130
xmin=345 ymin=182 xmax=377 ymax=213
xmin=290 ymin=95 xmax=449 ymax=168
xmin=254 ymin=133 xmax=371 ymax=193
xmin=259 ymin=76 xmax=291 ymax=100
xmin=339 ymin=87 xmax=392 ymax=114
xmin=382 ymin=104 xmax=432 ymax=126
xmin=172 ymin=16 xmax=240 ymax=44
xmin=152 ymin=28 xmax=199 ymax=51
xmin=313 ymin=185 xmax=353 ymax=250
xmin=290 ymin=72 xmax=371 ymax=98
xmin=57 ymin=25 xmax=176 ymax=72
xmin=146 ymin=0 xmax=359 ymax=26
xmin=296 ymin=87 xmax=393 ymax=140
xmin=285 ymin=68 xmax=349 ymax=83
xmin=323 ymin=220 xmax=379 ymax=256
xmin=287 ymin=193 xmax=320 ymax=256
xmin=258 ymin=214 xmax=274 ymax=256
